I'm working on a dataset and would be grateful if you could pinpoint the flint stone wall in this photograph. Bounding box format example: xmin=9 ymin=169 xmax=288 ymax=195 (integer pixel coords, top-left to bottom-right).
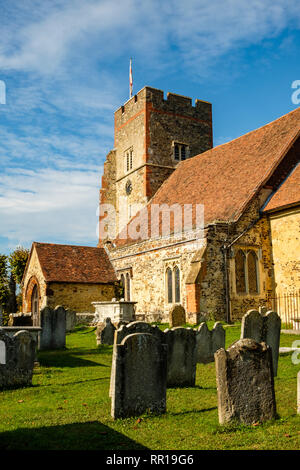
xmin=39 ymin=306 xmax=66 ymax=350
xmin=111 ymin=333 xmax=167 ymax=419
xmin=196 ymin=322 xmax=225 ymax=363
xmin=164 ymin=327 xmax=196 ymax=387
xmin=215 ymin=338 xmax=276 ymax=425
xmin=0 ymin=330 xmax=36 ymax=389
xmin=241 ymin=309 xmax=281 ymax=376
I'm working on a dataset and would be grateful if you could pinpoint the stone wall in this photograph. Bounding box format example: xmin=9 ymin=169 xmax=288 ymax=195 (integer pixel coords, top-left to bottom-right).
xmin=46 ymin=282 xmax=116 ymax=313
xmin=268 ymin=206 xmax=300 ymax=294
xmin=22 ymin=246 xmax=47 ymax=313
xmin=109 ymin=190 xmax=275 ymax=322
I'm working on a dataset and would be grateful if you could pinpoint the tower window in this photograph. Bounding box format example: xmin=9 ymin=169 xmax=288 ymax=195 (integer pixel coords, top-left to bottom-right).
xmin=173 ymin=142 xmax=189 ymax=161
xmin=124 ymin=147 xmax=133 ymax=173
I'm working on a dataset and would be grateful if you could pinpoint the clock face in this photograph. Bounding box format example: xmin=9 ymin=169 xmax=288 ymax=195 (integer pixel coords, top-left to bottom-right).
xmin=125 ymin=180 xmax=132 ymax=195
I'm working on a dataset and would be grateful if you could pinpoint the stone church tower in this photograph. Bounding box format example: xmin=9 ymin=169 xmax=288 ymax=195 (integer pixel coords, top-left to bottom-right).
xmin=99 ymin=86 xmax=213 ymax=245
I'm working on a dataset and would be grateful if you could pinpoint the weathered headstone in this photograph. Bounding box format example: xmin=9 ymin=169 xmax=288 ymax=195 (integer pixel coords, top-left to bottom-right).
xmin=96 ymin=317 xmax=116 ymax=345
xmin=169 ymin=304 xmax=186 ymax=328
xmin=65 ymin=309 xmax=77 ymax=332
xmin=111 ymin=333 xmax=167 ymax=419
xmin=241 ymin=309 xmax=281 ymax=376
xmin=215 ymin=338 xmax=276 ymax=425
xmin=39 ymin=306 xmax=66 ymax=350
xmin=263 ymin=311 xmax=281 ymax=377
xmin=196 ymin=322 xmax=225 ymax=363
xmin=0 ymin=330 xmax=36 ymax=389
xmin=241 ymin=309 xmax=264 ymax=343
xmin=0 ymin=339 xmax=6 ymax=364
xmin=114 ymin=321 xmax=165 ymax=346
xmin=164 ymin=327 xmax=196 ymax=387
xmin=109 ymin=321 xmax=166 ymax=397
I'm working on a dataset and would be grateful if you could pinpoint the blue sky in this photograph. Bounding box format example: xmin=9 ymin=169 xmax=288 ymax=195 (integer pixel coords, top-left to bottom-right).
xmin=0 ymin=0 xmax=300 ymax=254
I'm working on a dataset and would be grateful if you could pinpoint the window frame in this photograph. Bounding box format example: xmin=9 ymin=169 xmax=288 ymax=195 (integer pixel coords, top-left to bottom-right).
xmin=172 ymin=142 xmax=189 ymax=162
xmin=234 ymin=247 xmax=260 ymax=296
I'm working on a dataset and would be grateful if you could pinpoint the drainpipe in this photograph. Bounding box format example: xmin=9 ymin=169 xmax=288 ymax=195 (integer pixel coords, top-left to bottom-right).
xmin=222 ymin=244 xmax=231 ymax=324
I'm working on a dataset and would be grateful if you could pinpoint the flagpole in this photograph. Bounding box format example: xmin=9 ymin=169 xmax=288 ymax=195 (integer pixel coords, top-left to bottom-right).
xmin=129 ymin=57 xmax=133 ymax=99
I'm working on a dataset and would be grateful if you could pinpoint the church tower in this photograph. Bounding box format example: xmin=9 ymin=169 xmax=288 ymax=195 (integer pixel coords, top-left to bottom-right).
xmin=99 ymin=86 xmax=213 ymax=246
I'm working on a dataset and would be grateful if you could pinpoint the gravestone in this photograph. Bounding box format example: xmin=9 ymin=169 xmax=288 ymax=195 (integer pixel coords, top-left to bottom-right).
xmin=96 ymin=318 xmax=116 ymax=345
xmin=169 ymin=304 xmax=186 ymax=328
xmin=241 ymin=309 xmax=281 ymax=376
xmin=0 ymin=339 xmax=6 ymax=364
xmin=39 ymin=306 xmax=66 ymax=350
xmin=114 ymin=321 xmax=165 ymax=346
xmin=241 ymin=309 xmax=263 ymax=343
xmin=109 ymin=321 xmax=166 ymax=397
xmin=298 ymin=371 xmax=300 ymax=415
xmin=196 ymin=322 xmax=225 ymax=363
xmin=66 ymin=309 xmax=77 ymax=332
xmin=164 ymin=327 xmax=196 ymax=387
xmin=0 ymin=330 xmax=36 ymax=389
xmin=111 ymin=333 xmax=167 ymax=419
xmin=215 ymin=338 xmax=276 ymax=425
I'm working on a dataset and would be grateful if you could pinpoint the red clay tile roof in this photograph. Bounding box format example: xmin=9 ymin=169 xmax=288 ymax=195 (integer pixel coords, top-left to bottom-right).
xmin=263 ymin=163 xmax=300 ymax=212
xmin=116 ymin=106 xmax=300 ymax=247
xmin=33 ymin=242 xmax=117 ymax=284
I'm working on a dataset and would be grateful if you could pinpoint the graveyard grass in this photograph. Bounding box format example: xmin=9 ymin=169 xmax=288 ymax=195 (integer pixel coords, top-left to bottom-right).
xmin=0 ymin=323 xmax=299 ymax=450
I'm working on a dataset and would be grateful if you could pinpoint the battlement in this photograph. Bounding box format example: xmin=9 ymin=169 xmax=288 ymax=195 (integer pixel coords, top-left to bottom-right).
xmin=115 ymin=86 xmax=212 ymax=125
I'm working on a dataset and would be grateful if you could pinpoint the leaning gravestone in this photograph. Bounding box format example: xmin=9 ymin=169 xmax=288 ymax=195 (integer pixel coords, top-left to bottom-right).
xmin=109 ymin=321 xmax=166 ymax=397
xmin=241 ymin=309 xmax=281 ymax=376
xmin=111 ymin=333 xmax=167 ymax=419
xmin=215 ymin=338 xmax=276 ymax=425
xmin=39 ymin=306 xmax=66 ymax=350
xmin=96 ymin=317 xmax=116 ymax=345
xmin=0 ymin=330 xmax=36 ymax=389
xmin=196 ymin=322 xmax=225 ymax=363
xmin=169 ymin=304 xmax=186 ymax=328
xmin=163 ymin=327 xmax=196 ymax=387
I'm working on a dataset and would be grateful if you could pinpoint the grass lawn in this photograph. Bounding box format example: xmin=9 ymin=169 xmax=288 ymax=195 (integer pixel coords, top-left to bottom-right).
xmin=0 ymin=323 xmax=299 ymax=450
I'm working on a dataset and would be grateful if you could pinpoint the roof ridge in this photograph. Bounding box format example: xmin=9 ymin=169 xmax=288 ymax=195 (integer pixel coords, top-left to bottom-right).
xmin=34 ymin=241 xmax=102 ymax=250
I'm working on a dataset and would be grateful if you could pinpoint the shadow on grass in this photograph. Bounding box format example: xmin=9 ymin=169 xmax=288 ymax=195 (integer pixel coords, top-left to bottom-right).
xmin=37 ymin=350 xmax=110 ymax=368
xmin=0 ymin=421 xmax=148 ymax=450
xmin=168 ymin=406 xmax=217 ymax=416
xmin=34 ymin=376 xmax=111 ymax=388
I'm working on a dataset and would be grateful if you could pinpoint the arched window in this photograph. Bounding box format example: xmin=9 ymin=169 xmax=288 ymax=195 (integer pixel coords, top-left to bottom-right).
xmin=126 ymin=273 xmax=131 ymax=301
xmin=235 ymin=250 xmax=246 ymax=294
xmin=167 ymin=268 xmax=173 ymax=303
xmin=247 ymin=250 xmax=258 ymax=294
xmin=174 ymin=266 xmax=180 ymax=303
xmin=120 ymin=274 xmax=125 ymax=298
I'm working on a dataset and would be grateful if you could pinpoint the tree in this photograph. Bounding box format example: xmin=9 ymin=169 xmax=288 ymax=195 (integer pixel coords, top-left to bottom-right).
xmin=0 ymin=254 xmax=9 ymax=311
xmin=9 ymin=246 xmax=30 ymax=285
xmin=8 ymin=246 xmax=30 ymax=311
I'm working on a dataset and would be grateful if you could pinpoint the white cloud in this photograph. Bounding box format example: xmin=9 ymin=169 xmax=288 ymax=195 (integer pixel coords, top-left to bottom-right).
xmin=0 ymin=0 xmax=299 ymax=77
xmin=0 ymin=165 xmax=102 ymax=249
